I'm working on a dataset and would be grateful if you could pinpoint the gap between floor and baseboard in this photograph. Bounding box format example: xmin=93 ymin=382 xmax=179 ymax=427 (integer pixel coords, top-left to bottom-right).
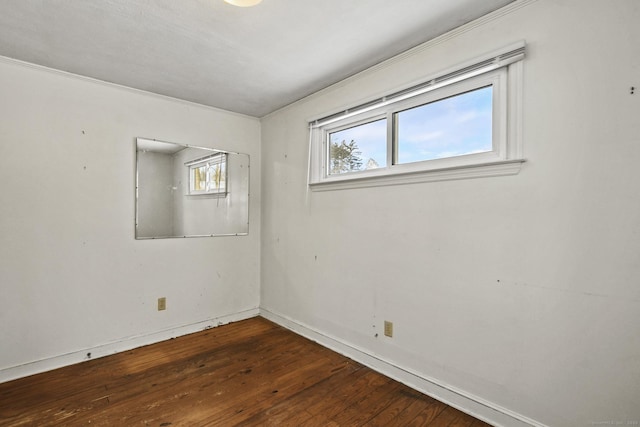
xmin=0 ymin=308 xmax=259 ymax=384
xmin=260 ymin=308 xmax=547 ymax=427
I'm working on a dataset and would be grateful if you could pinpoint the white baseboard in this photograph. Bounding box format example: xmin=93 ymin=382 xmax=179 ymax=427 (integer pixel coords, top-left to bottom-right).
xmin=260 ymin=308 xmax=546 ymax=427
xmin=1 ymin=307 xmax=547 ymax=427
xmin=0 ymin=308 xmax=259 ymax=384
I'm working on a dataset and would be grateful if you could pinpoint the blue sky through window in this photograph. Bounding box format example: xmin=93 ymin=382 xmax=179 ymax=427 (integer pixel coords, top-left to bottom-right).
xmin=329 ymin=118 xmax=387 ymax=172
xmin=396 ymin=86 xmax=493 ymax=164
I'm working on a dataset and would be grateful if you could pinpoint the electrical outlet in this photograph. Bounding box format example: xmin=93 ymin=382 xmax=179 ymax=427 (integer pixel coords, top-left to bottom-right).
xmin=157 ymin=297 xmax=166 ymax=311
xmin=384 ymin=320 xmax=393 ymax=337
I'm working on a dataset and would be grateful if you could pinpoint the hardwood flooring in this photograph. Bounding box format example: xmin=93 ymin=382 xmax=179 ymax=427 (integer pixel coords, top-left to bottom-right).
xmin=0 ymin=317 xmax=492 ymax=426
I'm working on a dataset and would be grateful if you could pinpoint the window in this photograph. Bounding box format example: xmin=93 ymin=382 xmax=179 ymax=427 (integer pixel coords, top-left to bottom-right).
xmin=395 ymin=86 xmax=493 ymax=164
xmin=329 ymin=118 xmax=387 ymax=174
xmin=186 ymin=152 xmax=228 ymax=196
xmin=308 ymin=42 xmax=526 ymax=190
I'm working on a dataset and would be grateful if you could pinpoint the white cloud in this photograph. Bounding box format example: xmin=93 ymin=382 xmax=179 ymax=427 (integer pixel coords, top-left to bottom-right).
xmin=405 ymin=130 xmax=445 ymax=144
xmin=456 ymin=111 xmax=478 ymax=123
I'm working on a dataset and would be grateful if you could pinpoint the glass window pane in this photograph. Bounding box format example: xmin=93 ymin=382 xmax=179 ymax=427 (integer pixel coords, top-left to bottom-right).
xmin=205 ymin=161 xmax=226 ymax=193
xmin=395 ymin=86 xmax=493 ymax=164
xmin=188 ymin=154 xmax=227 ymax=195
xmin=329 ymin=118 xmax=387 ymax=175
xmin=193 ymin=166 xmax=206 ymax=191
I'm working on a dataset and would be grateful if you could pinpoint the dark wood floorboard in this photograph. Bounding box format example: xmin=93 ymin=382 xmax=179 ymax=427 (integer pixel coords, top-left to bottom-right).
xmin=0 ymin=317 xmax=494 ymax=426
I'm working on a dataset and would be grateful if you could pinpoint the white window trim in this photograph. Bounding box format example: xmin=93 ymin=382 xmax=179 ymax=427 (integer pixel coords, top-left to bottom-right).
xmin=308 ymin=42 xmax=526 ymax=191
xmin=186 ymin=152 xmax=228 ymax=197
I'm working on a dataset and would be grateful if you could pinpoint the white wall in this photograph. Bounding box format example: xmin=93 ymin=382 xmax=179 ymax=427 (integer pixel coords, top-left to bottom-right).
xmin=260 ymin=1 xmax=640 ymax=426
xmin=0 ymin=57 xmax=261 ymax=380
xmin=137 ymin=150 xmax=175 ymax=237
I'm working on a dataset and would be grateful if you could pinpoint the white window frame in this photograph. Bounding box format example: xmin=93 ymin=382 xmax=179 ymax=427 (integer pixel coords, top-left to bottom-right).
xmin=308 ymin=42 xmax=526 ymax=191
xmin=186 ymin=152 xmax=228 ymax=197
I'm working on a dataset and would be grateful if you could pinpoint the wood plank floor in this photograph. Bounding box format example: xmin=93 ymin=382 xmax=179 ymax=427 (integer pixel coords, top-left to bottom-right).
xmin=0 ymin=317 xmax=492 ymax=426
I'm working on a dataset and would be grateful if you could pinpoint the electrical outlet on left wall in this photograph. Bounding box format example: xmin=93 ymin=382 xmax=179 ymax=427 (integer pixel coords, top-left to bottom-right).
xmin=384 ymin=320 xmax=393 ymax=337
xmin=158 ymin=297 xmax=167 ymax=311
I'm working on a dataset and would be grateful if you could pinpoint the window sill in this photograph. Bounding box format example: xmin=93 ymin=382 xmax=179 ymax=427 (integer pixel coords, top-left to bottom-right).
xmin=309 ymin=159 xmax=526 ymax=191
xmin=186 ymin=192 xmax=228 ymax=199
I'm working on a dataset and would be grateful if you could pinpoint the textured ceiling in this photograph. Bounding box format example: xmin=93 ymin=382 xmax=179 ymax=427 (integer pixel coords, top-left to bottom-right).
xmin=0 ymin=0 xmax=515 ymax=117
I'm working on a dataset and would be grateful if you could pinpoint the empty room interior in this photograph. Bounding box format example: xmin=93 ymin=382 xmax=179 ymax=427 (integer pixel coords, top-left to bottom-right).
xmin=0 ymin=0 xmax=638 ymax=426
